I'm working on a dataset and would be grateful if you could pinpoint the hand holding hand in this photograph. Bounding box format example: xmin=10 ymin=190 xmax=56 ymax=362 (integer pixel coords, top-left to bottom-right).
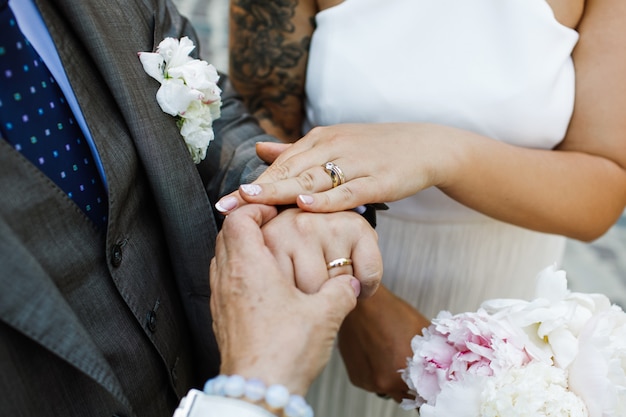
xmin=210 ymin=204 xmax=362 ymax=395
xmin=215 ymin=123 xmax=461 ymax=214
xmin=338 ymin=285 xmax=430 ymax=402
xmin=260 ymin=207 xmax=382 ymax=298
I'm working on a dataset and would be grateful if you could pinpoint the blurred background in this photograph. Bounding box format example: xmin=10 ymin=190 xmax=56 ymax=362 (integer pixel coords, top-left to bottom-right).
xmin=173 ymin=0 xmax=626 ymax=307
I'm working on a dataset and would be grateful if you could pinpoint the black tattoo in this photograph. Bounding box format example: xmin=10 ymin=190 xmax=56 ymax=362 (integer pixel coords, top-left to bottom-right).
xmin=231 ymin=0 xmax=314 ymax=138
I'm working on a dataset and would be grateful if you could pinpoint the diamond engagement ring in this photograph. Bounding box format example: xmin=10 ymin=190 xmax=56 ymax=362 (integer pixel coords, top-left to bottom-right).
xmin=326 ymin=257 xmax=353 ymax=270
xmin=323 ymin=162 xmax=346 ymax=188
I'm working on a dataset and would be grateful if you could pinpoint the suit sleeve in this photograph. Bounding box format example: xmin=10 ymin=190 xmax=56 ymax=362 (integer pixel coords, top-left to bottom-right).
xmin=197 ymin=74 xmax=278 ymax=207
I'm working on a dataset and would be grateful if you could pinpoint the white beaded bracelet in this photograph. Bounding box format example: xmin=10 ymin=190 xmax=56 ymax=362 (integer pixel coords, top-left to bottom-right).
xmin=204 ymin=375 xmax=314 ymax=417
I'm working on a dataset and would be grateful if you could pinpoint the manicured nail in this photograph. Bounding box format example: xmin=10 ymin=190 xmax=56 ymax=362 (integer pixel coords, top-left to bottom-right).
xmin=298 ymin=195 xmax=314 ymax=205
xmin=240 ymin=184 xmax=262 ymax=196
xmin=215 ymin=196 xmax=238 ymax=213
xmin=351 ymin=278 xmax=361 ymax=297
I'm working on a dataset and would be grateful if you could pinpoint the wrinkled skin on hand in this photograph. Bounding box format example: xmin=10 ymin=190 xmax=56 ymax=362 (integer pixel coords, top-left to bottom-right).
xmin=210 ymin=204 xmax=365 ymax=395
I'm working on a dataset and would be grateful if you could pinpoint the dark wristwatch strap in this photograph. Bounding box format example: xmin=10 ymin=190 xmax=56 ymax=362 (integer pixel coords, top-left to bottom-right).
xmin=358 ymin=203 xmax=389 ymax=228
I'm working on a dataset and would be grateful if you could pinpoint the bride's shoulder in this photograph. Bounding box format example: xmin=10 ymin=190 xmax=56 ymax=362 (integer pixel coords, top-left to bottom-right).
xmin=545 ymin=0 xmax=584 ymax=28
xmin=316 ymin=0 xmax=344 ymax=13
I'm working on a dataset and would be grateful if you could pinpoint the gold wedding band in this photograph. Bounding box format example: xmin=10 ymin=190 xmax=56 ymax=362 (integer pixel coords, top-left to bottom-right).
xmin=326 ymin=257 xmax=353 ymax=270
xmin=323 ymin=162 xmax=346 ymax=188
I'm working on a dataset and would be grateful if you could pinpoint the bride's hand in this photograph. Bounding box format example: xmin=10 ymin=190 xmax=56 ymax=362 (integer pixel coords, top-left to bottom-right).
xmin=260 ymin=207 xmax=382 ymax=298
xmin=338 ymin=285 xmax=430 ymax=402
xmin=215 ymin=123 xmax=462 ymax=214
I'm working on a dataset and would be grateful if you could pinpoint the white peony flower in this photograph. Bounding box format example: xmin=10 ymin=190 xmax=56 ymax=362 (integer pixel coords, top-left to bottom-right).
xmin=568 ymin=306 xmax=626 ymax=417
xmin=139 ymin=37 xmax=221 ymax=164
xmin=401 ymin=308 xmax=531 ymax=411
xmin=482 ymin=265 xmax=610 ymax=368
xmin=417 ymin=373 xmax=486 ymax=417
xmin=480 ymin=361 xmax=587 ymax=417
xmin=402 ymin=265 xmax=625 ymax=417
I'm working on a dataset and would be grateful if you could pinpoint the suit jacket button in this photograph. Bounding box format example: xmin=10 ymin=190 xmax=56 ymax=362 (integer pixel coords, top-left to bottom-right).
xmin=146 ymin=310 xmax=157 ymax=332
xmin=111 ymin=244 xmax=123 ymax=267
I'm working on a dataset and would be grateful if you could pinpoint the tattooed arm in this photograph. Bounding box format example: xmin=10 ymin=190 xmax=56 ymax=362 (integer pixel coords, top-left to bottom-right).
xmin=229 ymin=0 xmax=318 ymax=142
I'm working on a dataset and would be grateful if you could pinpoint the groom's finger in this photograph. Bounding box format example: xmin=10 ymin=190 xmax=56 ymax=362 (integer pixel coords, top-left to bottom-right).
xmin=316 ymin=275 xmax=360 ymax=320
xmin=216 ymin=204 xmax=279 ymax=274
xmin=220 ymin=203 xmax=277 ymax=243
xmin=255 ymin=141 xmax=291 ymax=164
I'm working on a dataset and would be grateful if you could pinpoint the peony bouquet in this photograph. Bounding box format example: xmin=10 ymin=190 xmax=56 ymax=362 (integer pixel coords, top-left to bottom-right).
xmin=401 ymin=265 xmax=626 ymax=417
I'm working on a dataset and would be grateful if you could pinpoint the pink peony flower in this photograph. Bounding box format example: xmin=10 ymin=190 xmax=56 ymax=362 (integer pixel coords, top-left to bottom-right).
xmin=402 ymin=308 xmax=532 ymax=409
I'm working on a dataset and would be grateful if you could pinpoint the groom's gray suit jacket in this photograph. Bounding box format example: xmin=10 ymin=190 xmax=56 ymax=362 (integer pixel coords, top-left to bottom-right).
xmin=0 ymin=0 xmax=273 ymax=416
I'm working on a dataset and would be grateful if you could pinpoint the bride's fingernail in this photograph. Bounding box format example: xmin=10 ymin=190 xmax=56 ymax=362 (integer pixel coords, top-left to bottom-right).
xmin=298 ymin=195 xmax=314 ymax=205
xmin=240 ymin=184 xmax=262 ymax=196
xmin=215 ymin=196 xmax=238 ymax=213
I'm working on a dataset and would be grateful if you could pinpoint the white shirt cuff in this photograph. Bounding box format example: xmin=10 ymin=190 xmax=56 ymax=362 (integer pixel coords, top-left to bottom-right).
xmin=173 ymin=389 xmax=276 ymax=417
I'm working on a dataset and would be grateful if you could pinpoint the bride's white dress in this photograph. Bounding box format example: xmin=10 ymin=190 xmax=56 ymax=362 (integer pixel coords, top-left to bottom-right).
xmin=302 ymin=0 xmax=579 ymax=416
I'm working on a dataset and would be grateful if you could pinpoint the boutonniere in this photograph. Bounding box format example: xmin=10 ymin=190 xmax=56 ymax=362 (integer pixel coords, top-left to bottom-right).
xmin=139 ymin=37 xmax=222 ymax=164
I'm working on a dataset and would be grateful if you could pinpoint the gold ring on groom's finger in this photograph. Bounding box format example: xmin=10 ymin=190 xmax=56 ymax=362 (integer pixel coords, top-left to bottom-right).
xmin=326 ymin=257 xmax=353 ymax=270
xmin=323 ymin=162 xmax=346 ymax=188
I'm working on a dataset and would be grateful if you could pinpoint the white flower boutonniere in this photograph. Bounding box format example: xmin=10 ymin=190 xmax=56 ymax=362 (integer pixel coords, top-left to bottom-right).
xmin=139 ymin=37 xmax=222 ymax=164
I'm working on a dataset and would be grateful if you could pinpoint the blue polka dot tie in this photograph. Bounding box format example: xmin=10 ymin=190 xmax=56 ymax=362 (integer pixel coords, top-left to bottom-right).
xmin=0 ymin=1 xmax=108 ymax=228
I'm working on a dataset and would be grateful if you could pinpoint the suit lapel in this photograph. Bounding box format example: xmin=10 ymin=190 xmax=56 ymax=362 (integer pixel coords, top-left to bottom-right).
xmin=1 ymin=0 xmax=212 ymax=406
xmin=0 ymin=1 xmax=131 ymax=403
xmin=32 ymin=0 xmax=218 ymax=373
xmin=39 ymin=0 xmax=216 ymax=285
xmin=0 ymin=197 xmax=131 ymax=409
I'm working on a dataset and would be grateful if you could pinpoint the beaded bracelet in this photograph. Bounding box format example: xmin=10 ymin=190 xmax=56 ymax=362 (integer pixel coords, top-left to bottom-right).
xmin=204 ymin=375 xmax=314 ymax=417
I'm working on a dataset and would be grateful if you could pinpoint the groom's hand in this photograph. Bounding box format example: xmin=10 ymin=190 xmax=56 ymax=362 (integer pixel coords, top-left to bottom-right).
xmin=210 ymin=204 xmax=362 ymax=395
xmin=260 ymin=207 xmax=382 ymax=298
